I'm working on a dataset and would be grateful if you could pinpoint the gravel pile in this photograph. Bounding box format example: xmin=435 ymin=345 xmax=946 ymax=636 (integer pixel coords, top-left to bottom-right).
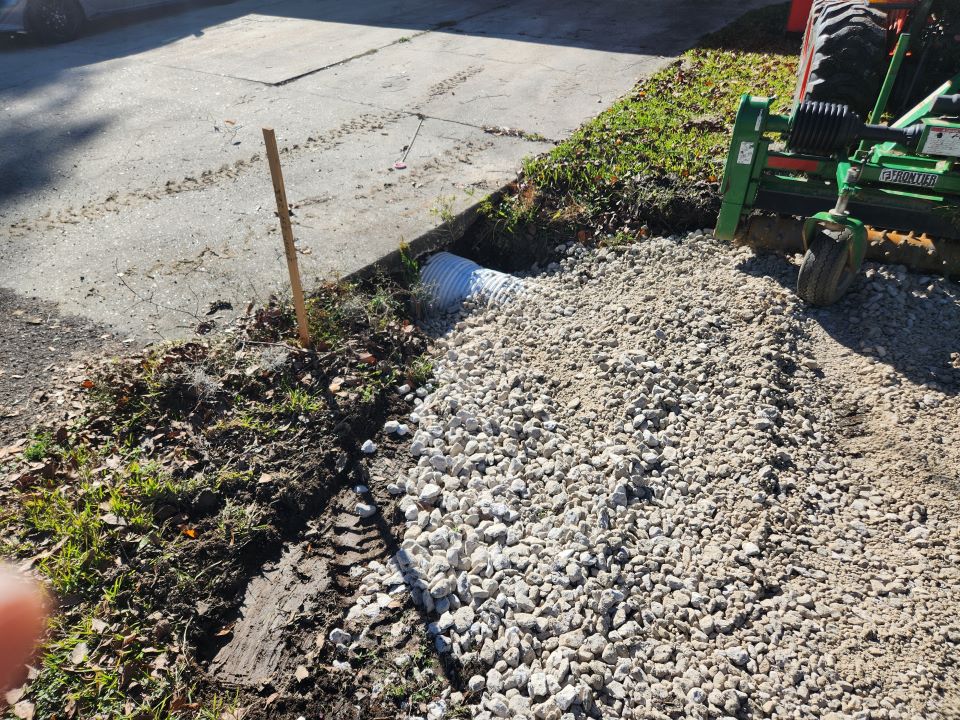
xmin=342 ymin=233 xmax=960 ymax=719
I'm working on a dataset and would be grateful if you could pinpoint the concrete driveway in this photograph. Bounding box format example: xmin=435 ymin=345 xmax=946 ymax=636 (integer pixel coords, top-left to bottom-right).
xmin=0 ymin=0 xmax=770 ymax=339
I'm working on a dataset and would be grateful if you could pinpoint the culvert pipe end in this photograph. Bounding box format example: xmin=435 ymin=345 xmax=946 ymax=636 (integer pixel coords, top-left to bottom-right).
xmin=420 ymin=252 xmax=528 ymax=312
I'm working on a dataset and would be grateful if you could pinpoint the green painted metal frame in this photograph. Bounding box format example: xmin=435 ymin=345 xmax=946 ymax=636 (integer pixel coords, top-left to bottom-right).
xmin=869 ymin=32 xmax=912 ymax=124
xmin=715 ymin=64 xmax=960 ymax=246
xmin=868 ymin=0 xmax=934 ymax=124
xmin=715 ymin=96 xmax=780 ymax=240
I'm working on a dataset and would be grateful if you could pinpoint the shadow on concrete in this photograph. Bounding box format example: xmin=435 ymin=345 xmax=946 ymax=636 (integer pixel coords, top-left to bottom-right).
xmin=0 ymin=87 xmax=110 ymax=209
xmin=0 ymin=0 xmax=755 ymax=64
xmin=0 ymin=286 xmax=124 ymax=442
xmin=735 ymin=249 xmax=960 ymax=396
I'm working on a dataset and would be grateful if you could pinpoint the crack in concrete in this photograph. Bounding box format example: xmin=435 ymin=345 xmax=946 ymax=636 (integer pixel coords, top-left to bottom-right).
xmin=271 ymin=2 xmax=513 ymax=87
xmin=270 ymin=36 xmax=428 ymax=87
xmin=152 ymin=3 xmax=515 ymax=89
xmin=291 ymin=86 xmax=558 ymax=144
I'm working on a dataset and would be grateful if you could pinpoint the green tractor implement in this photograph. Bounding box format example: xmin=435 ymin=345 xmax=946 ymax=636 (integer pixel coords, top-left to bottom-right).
xmin=715 ymin=0 xmax=960 ymax=305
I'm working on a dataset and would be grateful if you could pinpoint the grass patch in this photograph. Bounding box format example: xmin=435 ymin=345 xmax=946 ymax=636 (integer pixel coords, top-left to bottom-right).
xmin=462 ymin=3 xmax=800 ymax=266
xmin=23 ymin=431 xmax=55 ymax=462
xmin=26 ymin=599 xmax=192 ymax=720
xmin=280 ymin=385 xmax=324 ymax=414
xmin=408 ymin=356 xmax=434 ymax=387
xmin=215 ymin=499 xmax=268 ymax=545
xmin=19 ymin=450 xmax=168 ymax=595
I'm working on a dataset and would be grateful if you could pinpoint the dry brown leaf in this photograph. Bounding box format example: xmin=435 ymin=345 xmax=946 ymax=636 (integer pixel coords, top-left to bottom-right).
xmin=169 ymin=696 xmax=198 ymax=713
xmin=101 ymin=513 xmax=127 ymax=527
xmin=0 ymin=440 xmax=27 ymax=460
xmin=295 ymin=665 xmax=310 ymax=682
xmin=70 ymin=642 xmax=88 ymax=665
xmin=214 ymin=624 xmax=234 ymax=637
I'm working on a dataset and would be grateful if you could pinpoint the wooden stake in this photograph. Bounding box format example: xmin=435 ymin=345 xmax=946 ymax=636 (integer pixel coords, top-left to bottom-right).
xmin=262 ymin=127 xmax=310 ymax=347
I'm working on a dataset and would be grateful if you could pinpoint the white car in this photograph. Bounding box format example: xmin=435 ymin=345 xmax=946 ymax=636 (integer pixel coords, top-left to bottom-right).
xmin=0 ymin=0 xmax=189 ymax=42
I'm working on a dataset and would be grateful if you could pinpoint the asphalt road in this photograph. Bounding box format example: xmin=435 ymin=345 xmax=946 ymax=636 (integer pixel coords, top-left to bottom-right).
xmin=0 ymin=0 xmax=771 ymax=341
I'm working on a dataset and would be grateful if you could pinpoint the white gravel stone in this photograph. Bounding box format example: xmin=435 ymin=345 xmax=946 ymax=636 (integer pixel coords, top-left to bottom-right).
xmin=342 ymin=234 xmax=960 ymax=719
xmin=360 ymin=439 xmax=377 ymax=454
xmin=725 ymin=646 xmax=750 ymax=667
xmin=329 ymin=628 xmax=351 ymax=645
xmin=356 ymin=502 xmax=377 ymax=518
xmin=554 ymin=685 xmax=578 ymax=711
xmin=420 ymin=483 xmax=442 ymax=502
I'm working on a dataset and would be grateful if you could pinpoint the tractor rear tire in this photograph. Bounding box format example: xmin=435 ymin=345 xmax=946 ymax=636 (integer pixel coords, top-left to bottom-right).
xmin=802 ymin=0 xmax=887 ymax=117
xmin=797 ymin=227 xmax=856 ymax=306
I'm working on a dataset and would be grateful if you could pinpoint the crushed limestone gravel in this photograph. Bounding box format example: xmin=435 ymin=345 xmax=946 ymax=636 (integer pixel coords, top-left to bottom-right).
xmin=340 ymin=233 xmax=960 ymax=719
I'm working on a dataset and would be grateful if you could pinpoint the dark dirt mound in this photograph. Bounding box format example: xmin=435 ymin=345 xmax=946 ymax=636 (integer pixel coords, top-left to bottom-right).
xmin=452 ymin=174 xmax=718 ymax=274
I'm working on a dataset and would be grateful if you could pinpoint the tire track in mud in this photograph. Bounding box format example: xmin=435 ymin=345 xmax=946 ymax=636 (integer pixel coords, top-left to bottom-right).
xmin=6 ymin=110 xmax=407 ymax=238
xmin=206 ymin=478 xmax=392 ymax=687
xmin=204 ymin=438 xmax=439 ymax=695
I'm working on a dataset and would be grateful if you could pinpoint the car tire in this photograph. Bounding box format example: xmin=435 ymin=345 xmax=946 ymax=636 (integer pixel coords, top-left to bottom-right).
xmin=26 ymin=0 xmax=85 ymax=43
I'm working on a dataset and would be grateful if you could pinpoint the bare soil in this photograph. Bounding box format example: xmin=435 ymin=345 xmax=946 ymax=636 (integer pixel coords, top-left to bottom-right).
xmin=0 ymin=288 xmax=125 ymax=444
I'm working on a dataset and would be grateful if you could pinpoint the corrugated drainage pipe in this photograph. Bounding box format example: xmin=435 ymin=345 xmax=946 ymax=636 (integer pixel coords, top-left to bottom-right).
xmin=420 ymin=252 xmax=527 ymax=312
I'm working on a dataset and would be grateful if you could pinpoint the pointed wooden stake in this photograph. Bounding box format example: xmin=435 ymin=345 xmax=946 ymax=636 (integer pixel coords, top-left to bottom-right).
xmin=262 ymin=127 xmax=310 ymax=347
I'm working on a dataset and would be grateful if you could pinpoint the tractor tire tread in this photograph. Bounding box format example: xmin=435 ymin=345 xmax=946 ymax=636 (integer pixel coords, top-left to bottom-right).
xmin=801 ymin=0 xmax=887 ymax=115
